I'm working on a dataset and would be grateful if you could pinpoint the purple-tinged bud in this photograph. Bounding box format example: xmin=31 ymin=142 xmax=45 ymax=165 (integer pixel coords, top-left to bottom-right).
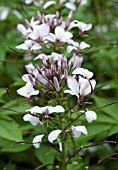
xmin=64 ymin=69 xmax=68 ymax=78
xmin=58 ymin=66 xmax=61 ymax=75
xmin=46 ymin=69 xmax=51 ymax=77
xmin=28 ymin=74 xmax=35 ymax=85
xmin=47 ymin=17 xmax=50 ymax=24
xmin=42 ymin=66 xmax=47 ymax=73
xmin=25 ymin=65 xmax=31 ymax=73
xmin=68 ymin=11 xmax=73 ymax=19
xmin=37 ymin=11 xmax=41 ymax=21
xmin=66 ymin=17 xmax=70 ymax=27
xmin=35 ymin=64 xmax=42 ymax=74
xmin=58 ymin=56 xmax=62 ymax=67
xmin=25 ymin=19 xmax=30 ymax=27
xmin=62 ymin=60 xmax=67 ymax=69
xmin=76 ymin=61 xmax=82 ymax=68
xmin=56 ymin=11 xmax=59 ymax=18
xmin=51 ymin=64 xmax=56 ymax=72
xmin=59 ymin=16 xmax=63 ymax=24
xmin=53 ymin=77 xmax=60 ymax=91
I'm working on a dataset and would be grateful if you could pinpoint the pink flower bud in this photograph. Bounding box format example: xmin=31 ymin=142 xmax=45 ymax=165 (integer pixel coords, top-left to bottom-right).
xmin=25 ymin=19 xmax=30 ymax=27
xmin=37 ymin=11 xmax=41 ymax=21
xmin=28 ymin=75 xmax=35 ymax=85
xmin=64 ymin=69 xmax=68 ymax=78
xmin=53 ymin=77 xmax=60 ymax=91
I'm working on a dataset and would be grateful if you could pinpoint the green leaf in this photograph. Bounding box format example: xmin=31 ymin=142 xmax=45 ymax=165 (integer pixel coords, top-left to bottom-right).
xmin=0 ymin=118 xmax=23 ymax=142
xmin=35 ymin=144 xmax=58 ymax=164
xmin=93 ymin=95 xmax=118 ymax=120
xmin=2 ymin=143 xmax=31 ymax=153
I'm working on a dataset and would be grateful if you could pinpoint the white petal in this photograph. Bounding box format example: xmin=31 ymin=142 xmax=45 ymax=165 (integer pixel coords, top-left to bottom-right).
xmin=33 ymin=134 xmax=44 ymax=148
xmin=48 ymin=130 xmax=62 ymax=143
xmin=79 ymin=42 xmax=90 ymax=50
xmin=48 ymin=105 xmax=65 ymax=113
xmin=43 ymin=1 xmax=56 ymax=9
xmin=17 ymin=82 xmax=39 ymax=98
xmin=34 ymin=53 xmax=47 ymax=60
xmin=73 ymin=68 xmax=93 ymax=79
xmin=64 ymin=90 xmax=77 ymax=96
xmin=26 ymin=106 xmax=48 ymax=114
xmin=17 ymin=24 xmax=27 ymax=36
xmin=0 ymin=7 xmax=10 ymax=20
xmin=12 ymin=10 xmax=23 ymax=19
xmin=67 ymin=45 xmax=77 ymax=53
xmin=23 ymin=113 xmax=39 ymax=125
xmin=80 ymin=78 xmax=96 ymax=96
xmin=16 ymin=43 xmax=28 ymax=50
xmin=65 ymin=2 xmax=76 ymax=11
xmin=62 ymin=32 xmax=73 ymax=42
xmin=25 ymin=0 xmax=33 ymax=4
xmin=30 ymin=43 xmax=42 ymax=50
xmin=55 ymin=26 xmax=65 ymax=41
xmin=51 ymin=52 xmax=63 ymax=61
xmin=67 ymin=39 xmax=79 ymax=47
xmin=85 ymin=111 xmax=97 ymax=123
xmin=71 ymin=125 xmax=88 ymax=138
xmin=67 ymin=76 xmax=79 ymax=94
xmin=28 ymin=32 xmax=37 ymax=40
xmin=44 ymin=33 xmax=56 ymax=42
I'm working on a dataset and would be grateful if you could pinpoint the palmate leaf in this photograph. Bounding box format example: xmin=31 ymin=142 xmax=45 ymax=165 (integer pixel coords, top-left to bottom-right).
xmin=0 ymin=118 xmax=23 ymax=142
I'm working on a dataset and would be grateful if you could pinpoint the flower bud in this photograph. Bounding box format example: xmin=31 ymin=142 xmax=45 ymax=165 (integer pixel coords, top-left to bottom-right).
xmin=64 ymin=69 xmax=68 ymax=78
xmin=53 ymin=77 xmax=60 ymax=91
xmin=37 ymin=11 xmax=41 ymax=21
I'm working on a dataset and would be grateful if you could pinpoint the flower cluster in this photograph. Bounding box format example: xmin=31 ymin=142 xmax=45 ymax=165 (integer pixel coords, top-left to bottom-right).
xmin=24 ymin=0 xmax=87 ymax=11
xmin=17 ymin=52 xmax=97 ymax=149
xmin=16 ymin=11 xmax=92 ymax=63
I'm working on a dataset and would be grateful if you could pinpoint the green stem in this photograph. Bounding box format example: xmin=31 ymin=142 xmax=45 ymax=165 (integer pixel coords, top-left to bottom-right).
xmin=59 ymin=115 xmax=67 ymax=170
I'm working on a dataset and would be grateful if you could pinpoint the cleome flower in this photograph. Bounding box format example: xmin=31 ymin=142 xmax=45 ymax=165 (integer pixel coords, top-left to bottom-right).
xmin=71 ymin=125 xmax=88 ymax=138
xmin=44 ymin=26 xmax=73 ymax=44
xmin=17 ymin=82 xmax=39 ymax=98
xmin=67 ymin=40 xmax=90 ymax=53
xmin=64 ymin=74 xmax=96 ymax=100
xmin=24 ymin=105 xmax=65 ymax=125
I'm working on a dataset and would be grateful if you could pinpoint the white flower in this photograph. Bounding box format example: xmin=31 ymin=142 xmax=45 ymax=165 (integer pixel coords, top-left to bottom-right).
xmin=71 ymin=125 xmax=88 ymax=138
xmin=0 ymin=6 xmax=10 ymax=20
xmin=17 ymin=82 xmax=39 ymax=98
xmin=16 ymin=40 xmax=34 ymax=50
xmin=23 ymin=113 xmax=40 ymax=125
xmin=43 ymin=1 xmax=56 ymax=9
xmin=25 ymin=0 xmax=33 ymax=4
xmin=67 ymin=40 xmax=90 ymax=53
xmin=79 ymin=77 xmax=96 ymax=96
xmin=65 ymin=2 xmax=76 ymax=11
xmin=28 ymin=23 xmax=50 ymax=41
xmin=85 ymin=110 xmax=97 ymax=123
xmin=73 ymin=68 xmax=93 ymax=79
xmin=68 ymin=20 xmax=92 ymax=32
xmin=45 ymin=26 xmax=73 ymax=43
xmin=48 ymin=130 xmax=62 ymax=143
xmin=64 ymin=76 xmax=79 ymax=98
xmin=26 ymin=105 xmax=65 ymax=114
xmin=17 ymin=24 xmax=32 ymax=37
xmin=32 ymin=134 xmax=44 ymax=148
